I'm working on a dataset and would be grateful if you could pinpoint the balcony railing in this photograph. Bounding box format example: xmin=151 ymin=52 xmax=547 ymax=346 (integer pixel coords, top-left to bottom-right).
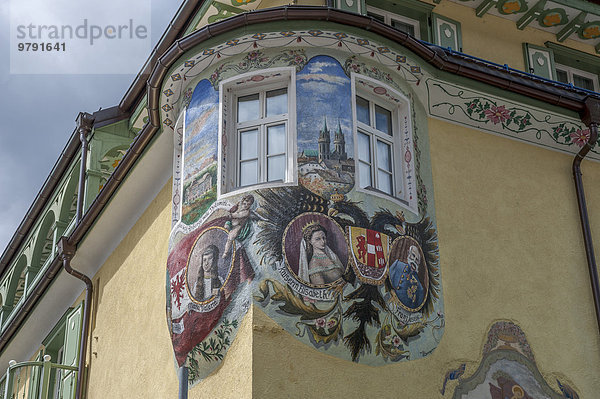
xmin=0 ymin=356 xmax=78 ymax=399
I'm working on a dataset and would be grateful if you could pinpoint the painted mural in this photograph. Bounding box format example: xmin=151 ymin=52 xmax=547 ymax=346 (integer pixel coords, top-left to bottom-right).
xmin=443 ymin=320 xmax=580 ymax=399
xmin=166 ymin=47 xmax=444 ymax=386
xmin=296 ymin=55 xmax=355 ymax=199
xmin=182 ymin=80 xmax=219 ymax=225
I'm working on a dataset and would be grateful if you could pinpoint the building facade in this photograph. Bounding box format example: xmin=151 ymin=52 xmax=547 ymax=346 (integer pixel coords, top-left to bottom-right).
xmin=0 ymin=0 xmax=600 ymax=398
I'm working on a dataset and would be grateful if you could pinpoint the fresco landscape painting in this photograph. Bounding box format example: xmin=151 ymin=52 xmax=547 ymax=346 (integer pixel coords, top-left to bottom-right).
xmin=182 ymin=79 xmax=219 ymax=225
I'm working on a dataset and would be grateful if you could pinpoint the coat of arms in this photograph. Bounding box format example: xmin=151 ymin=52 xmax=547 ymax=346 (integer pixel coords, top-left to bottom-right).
xmin=347 ymin=226 xmax=390 ymax=284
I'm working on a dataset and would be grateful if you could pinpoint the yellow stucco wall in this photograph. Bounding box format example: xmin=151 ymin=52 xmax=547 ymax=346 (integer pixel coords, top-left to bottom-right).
xmin=248 ymin=117 xmax=600 ymax=398
xmin=83 ymin=100 xmax=600 ymax=399
xmin=85 ymin=180 xmax=253 ymax=399
xmin=429 ymin=1 xmax=598 ymax=71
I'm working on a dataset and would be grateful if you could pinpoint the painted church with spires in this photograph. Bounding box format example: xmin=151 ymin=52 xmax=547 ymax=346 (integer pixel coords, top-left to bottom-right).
xmin=318 ymin=117 xmax=348 ymax=162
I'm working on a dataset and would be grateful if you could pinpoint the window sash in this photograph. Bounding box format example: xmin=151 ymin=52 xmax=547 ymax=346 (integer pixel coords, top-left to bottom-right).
xmin=555 ymin=63 xmax=598 ymax=91
xmin=357 ymin=125 xmax=395 ymax=196
xmin=366 ymin=6 xmax=420 ymax=39
xmin=236 ymin=120 xmax=288 ymax=187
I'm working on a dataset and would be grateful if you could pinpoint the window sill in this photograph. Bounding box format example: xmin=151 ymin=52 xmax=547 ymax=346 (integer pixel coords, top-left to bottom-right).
xmin=356 ymin=185 xmax=418 ymax=216
xmin=218 ymin=180 xmax=298 ymax=199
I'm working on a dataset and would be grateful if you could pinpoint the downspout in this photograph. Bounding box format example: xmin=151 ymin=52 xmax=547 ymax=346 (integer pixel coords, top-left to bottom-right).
xmin=57 ymin=237 xmax=93 ymax=399
xmin=75 ymin=112 xmax=95 ymax=223
xmin=574 ymin=97 xmax=600 ymax=334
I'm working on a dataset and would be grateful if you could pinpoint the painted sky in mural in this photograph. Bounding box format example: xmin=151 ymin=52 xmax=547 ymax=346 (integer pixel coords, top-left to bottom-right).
xmin=184 ymin=79 xmax=219 ymax=184
xmin=296 ymin=55 xmax=353 ymax=153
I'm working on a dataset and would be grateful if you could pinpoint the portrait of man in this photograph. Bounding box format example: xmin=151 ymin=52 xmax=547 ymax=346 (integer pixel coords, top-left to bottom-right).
xmin=388 ymin=238 xmax=428 ymax=312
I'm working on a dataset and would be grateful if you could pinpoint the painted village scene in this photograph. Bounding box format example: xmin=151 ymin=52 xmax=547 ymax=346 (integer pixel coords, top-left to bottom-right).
xmin=167 ymin=53 xmax=445 ymax=386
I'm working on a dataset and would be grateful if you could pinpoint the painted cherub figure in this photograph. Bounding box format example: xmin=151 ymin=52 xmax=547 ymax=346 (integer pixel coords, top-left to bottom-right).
xmin=223 ymin=195 xmax=255 ymax=259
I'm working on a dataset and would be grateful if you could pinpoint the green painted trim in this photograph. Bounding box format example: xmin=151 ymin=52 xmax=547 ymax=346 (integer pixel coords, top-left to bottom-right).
xmin=183 ymin=0 xmax=216 ymax=36
xmin=496 ymin=0 xmax=528 ymax=16
xmin=431 ymin=13 xmax=462 ymax=51
xmin=551 ymin=0 xmax=600 ymax=16
xmin=557 ymin=11 xmax=586 ymax=42
xmin=516 ymin=0 xmax=546 ymax=30
xmin=475 ymin=0 xmax=496 ymax=18
xmin=537 ymin=8 xmax=568 ymax=29
xmin=523 ymin=42 xmax=556 ymax=80
xmin=93 ymin=119 xmax=135 ymax=139
xmin=128 ymin=96 xmax=148 ymax=132
xmin=546 ymin=41 xmax=600 ymax=76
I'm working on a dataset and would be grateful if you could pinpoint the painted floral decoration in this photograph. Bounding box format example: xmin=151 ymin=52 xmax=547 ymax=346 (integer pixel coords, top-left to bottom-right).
xmin=570 ymin=128 xmax=590 ymax=147
xmin=484 ymin=105 xmax=510 ymax=125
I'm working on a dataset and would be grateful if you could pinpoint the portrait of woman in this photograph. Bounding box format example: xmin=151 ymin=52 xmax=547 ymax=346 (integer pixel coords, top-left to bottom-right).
xmin=193 ymin=244 xmax=222 ymax=300
xmin=298 ymin=222 xmax=345 ymax=285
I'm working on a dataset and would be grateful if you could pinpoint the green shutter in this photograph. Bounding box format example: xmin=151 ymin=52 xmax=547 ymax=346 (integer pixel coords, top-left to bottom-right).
xmin=336 ymin=0 xmax=363 ymax=14
xmin=523 ymin=43 xmax=556 ymax=80
xmin=60 ymin=302 xmax=83 ymax=399
xmin=432 ymin=14 xmax=462 ymax=51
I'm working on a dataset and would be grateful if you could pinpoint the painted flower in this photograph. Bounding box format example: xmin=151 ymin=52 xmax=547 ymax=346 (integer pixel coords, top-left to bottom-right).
xmin=247 ymin=51 xmax=260 ymax=61
xmin=392 ymin=336 xmax=402 ymax=347
xmin=327 ymin=318 xmax=337 ymax=329
xmin=316 ymin=318 xmax=326 ymax=328
xmin=570 ymin=128 xmax=590 ymax=147
xmin=484 ymin=105 xmax=510 ymax=125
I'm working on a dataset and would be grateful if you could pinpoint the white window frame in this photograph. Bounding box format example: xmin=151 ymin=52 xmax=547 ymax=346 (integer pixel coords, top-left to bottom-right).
xmin=351 ymin=73 xmax=417 ymax=214
xmin=366 ymin=6 xmax=420 ymax=39
xmin=555 ymin=63 xmax=599 ymax=91
xmin=218 ymin=68 xmax=297 ymax=197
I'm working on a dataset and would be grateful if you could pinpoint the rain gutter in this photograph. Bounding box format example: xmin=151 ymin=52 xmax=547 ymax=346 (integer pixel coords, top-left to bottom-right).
xmin=574 ymin=97 xmax=600 ymax=334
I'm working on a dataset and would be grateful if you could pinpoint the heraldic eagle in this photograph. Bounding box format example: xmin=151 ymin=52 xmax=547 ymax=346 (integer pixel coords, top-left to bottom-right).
xmin=253 ymin=186 xmax=439 ymax=361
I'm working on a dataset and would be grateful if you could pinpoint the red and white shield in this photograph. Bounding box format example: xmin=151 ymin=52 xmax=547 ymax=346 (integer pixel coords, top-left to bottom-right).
xmin=347 ymin=227 xmax=390 ymax=285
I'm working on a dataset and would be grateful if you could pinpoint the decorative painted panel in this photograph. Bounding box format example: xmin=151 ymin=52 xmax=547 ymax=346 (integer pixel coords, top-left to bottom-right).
xmin=426 ymin=79 xmax=599 ymax=160
xmin=524 ymin=43 xmax=555 ymax=80
xmin=432 ymin=14 xmax=462 ymax=52
xmin=164 ymin=34 xmax=443 ymax=387
xmin=442 ymin=320 xmax=580 ymax=399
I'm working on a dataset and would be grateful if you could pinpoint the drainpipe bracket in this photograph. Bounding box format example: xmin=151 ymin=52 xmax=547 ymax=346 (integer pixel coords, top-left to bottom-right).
xmin=581 ymin=97 xmax=600 ymax=127
xmin=56 ymin=236 xmax=76 ymax=259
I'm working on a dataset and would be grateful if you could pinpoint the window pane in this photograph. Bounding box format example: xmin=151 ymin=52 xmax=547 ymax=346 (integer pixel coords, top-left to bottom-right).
xmin=357 ymin=131 xmax=371 ymax=162
xmin=391 ymin=19 xmax=415 ymax=36
xmin=240 ymin=129 xmax=258 ymax=160
xmin=375 ymin=104 xmax=392 ymax=135
xmin=556 ymin=69 xmax=569 ymax=84
xmin=377 ymin=170 xmax=393 ymax=195
xmin=356 ymin=96 xmax=370 ymax=126
xmin=367 ymin=12 xmax=385 ymax=23
xmin=268 ymin=155 xmax=286 ymax=182
xmin=267 ymin=124 xmax=286 ymax=155
xmin=359 ymin=162 xmax=372 ymax=188
xmin=573 ymin=74 xmax=595 ymax=91
xmin=376 ymin=140 xmax=392 ymax=172
xmin=237 ymin=94 xmax=259 ymax=123
xmin=266 ymin=88 xmax=288 ymax=116
xmin=239 ymin=160 xmax=258 ymax=186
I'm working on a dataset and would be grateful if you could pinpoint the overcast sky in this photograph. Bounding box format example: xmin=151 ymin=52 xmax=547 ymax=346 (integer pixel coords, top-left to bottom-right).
xmin=0 ymin=0 xmax=183 ymax=252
